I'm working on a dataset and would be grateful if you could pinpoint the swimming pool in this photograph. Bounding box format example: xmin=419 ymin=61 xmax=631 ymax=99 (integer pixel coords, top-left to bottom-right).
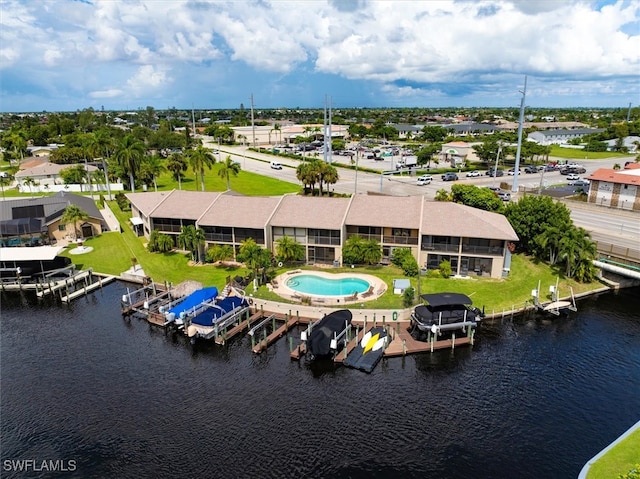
xmin=286 ymin=274 xmax=371 ymax=297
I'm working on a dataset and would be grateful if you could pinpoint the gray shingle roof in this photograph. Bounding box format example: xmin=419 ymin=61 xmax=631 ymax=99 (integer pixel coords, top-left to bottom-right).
xmin=345 ymin=195 xmax=423 ymax=228
xmin=199 ymin=194 xmax=282 ymax=228
xmin=269 ymin=195 xmax=351 ymax=229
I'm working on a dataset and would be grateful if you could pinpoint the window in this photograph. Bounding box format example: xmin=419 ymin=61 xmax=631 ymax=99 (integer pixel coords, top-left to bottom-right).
xmin=58 ymin=224 xmax=66 ymax=231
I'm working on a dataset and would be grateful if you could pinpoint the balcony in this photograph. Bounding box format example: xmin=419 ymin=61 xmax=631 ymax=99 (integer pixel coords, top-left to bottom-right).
xmin=422 ymin=243 xmax=459 ymax=252
xmin=461 ymin=245 xmax=504 ymax=256
xmin=346 ymin=232 xmax=380 ymax=242
xmin=308 ymin=236 xmax=341 ymax=246
xmin=153 ymin=224 xmax=182 ymax=233
xmin=383 ymin=235 xmax=418 ymax=245
xmin=204 ymin=233 xmax=234 ymax=242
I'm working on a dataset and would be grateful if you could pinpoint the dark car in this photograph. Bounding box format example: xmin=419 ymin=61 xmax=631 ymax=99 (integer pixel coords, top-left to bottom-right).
xmin=524 ymin=166 xmax=539 ymax=174
xmin=486 ymin=169 xmax=504 ymax=177
xmin=544 ymin=164 xmax=559 ymax=172
xmin=441 ymin=172 xmax=458 ymax=181
xmin=560 ymin=166 xmax=587 ymax=175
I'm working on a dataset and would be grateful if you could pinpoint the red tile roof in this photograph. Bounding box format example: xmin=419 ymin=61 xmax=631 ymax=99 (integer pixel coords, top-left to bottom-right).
xmin=588 ymin=168 xmax=640 ymax=186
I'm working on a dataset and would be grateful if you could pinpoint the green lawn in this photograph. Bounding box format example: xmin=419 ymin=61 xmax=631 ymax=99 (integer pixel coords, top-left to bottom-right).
xmin=586 ymin=427 xmax=640 ymax=479
xmin=62 ymin=203 xmax=604 ymax=313
xmin=0 ymin=162 xmax=301 ymax=199
xmin=549 ymin=145 xmax=630 ymax=160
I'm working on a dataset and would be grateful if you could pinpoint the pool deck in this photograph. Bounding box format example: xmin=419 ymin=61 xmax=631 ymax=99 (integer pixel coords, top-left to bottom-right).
xmin=269 ymin=270 xmax=387 ymax=306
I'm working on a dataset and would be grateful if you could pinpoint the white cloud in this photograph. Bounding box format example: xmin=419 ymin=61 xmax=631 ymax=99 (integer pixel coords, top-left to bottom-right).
xmin=89 ymin=89 xmax=124 ymax=99
xmin=126 ymin=65 xmax=172 ymax=94
xmin=0 ymin=0 xmax=638 ymax=109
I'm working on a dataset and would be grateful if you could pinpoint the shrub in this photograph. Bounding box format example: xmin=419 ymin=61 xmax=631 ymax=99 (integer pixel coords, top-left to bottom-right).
xmin=403 ymin=286 xmax=415 ymax=307
xmin=115 ymin=192 xmax=130 ymax=211
xmin=439 ymin=260 xmax=452 ymax=278
xmin=206 ymin=244 xmax=235 ymax=263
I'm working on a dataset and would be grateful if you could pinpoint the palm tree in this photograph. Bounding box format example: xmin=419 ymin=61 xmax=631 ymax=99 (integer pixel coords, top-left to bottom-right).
xmin=296 ymin=161 xmax=318 ymax=195
xmin=275 ymin=236 xmax=304 ymax=264
xmin=22 ymin=176 xmax=36 ymax=195
xmin=166 ymin=153 xmax=187 ymax=190
xmin=217 ymin=155 xmax=241 ymax=191
xmin=61 ymin=205 xmax=88 ymax=240
xmin=559 ymin=227 xmax=594 ymax=278
xmin=186 ymin=145 xmax=216 ymax=192
xmin=237 ymin=238 xmax=272 ymax=286
xmin=361 ymin=239 xmax=382 ymax=265
xmin=140 ymin=154 xmax=166 ymax=192
xmin=0 ymin=174 xmax=11 ymax=199
xmin=177 ymin=225 xmax=196 ymax=260
xmin=273 ymin=123 xmax=281 ymax=144
xmin=318 ymin=161 xmax=339 ymax=196
xmin=114 ymin=135 xmax=145 ymax=192
xmin=535 ymin=225 xmax=562 ymax=264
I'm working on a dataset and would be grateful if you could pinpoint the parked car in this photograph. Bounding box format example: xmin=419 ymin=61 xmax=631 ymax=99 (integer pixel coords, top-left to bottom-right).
xmin=566 ymin=173 xmax=580 ymax=181
xmin=441 ymin=172 xmax=458 ymax=181
xmin=465 ymin=170 xmax=481 ymax=177
xmin=569 ymin=179 xmax=590 ymax=187
xmin=560 ymin=166 xmax=587 ymax=175
xmin=497 ymin=191 xmax=511 ymax=201
xmin=524 ymin=165 xmax=539 ymax=174
xmin=507 ymin=168 xmax=519 ymax=175
xmin=544 ymin=164 xmax=559 ymax=172
xmin=486 ymin=169 xmax=504 ymax=177
xmin=485 ymin=186 xmax=501 ymax=192
xmin=416 ymin=175 xmax=433 ymax=186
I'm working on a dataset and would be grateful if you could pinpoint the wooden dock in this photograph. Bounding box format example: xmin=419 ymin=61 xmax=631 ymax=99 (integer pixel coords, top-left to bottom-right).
xmin=215 ymin=310 xmax=262 ymax=345
xmin=60 ymin=274 xmax=116 ymax=303
xmin=383 ymin=326 xmax=473 ymax=357
xmin=252 ymin=314 xmax=300 ymax=354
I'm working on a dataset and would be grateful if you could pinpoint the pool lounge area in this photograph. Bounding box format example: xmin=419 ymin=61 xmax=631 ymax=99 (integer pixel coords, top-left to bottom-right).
xmin=270 ymin=270 xmax=387 ymax=305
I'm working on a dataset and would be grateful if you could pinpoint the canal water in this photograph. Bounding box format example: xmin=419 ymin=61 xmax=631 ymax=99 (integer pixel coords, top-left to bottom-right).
xmin=1 ymin=284 xmax=639 ymax=479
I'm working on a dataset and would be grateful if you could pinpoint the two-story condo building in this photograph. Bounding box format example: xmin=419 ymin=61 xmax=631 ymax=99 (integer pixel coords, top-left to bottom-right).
xmin=126 ymin=191 xmax=519 ymax=278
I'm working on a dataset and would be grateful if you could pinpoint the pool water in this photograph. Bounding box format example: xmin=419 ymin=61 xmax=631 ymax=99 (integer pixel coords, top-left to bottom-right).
xmin=286 ymin=275 xmax=370 ymax=296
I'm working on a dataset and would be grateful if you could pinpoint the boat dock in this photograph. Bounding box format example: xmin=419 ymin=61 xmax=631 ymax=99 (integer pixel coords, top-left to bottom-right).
xmin=1 ymin=268 xmax=116 ymax=302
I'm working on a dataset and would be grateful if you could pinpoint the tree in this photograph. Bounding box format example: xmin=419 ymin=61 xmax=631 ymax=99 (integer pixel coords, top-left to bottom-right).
xmin=558 ymin=226 xmax=597 ymax=281
xmin=472 ymin=139 xmax=501 ymax=164
xmin=147 ymin=230 xmax=175 ymax=253
xmin=342 ymin=235 xmax=364 ymax=265
xmin=296 ymin=161 xmax=319 ymax=195
xmin=361 ymin=239 xmax=382 ymax=265
xmin=416 ymin=144 xmax=439 ymax=168
xmin=275 ymin=236 xmax=305 ymax=264
xmin=139 ymin=154 xmax=166 ymax=192
xmin=114 ymin=134 xmax=145 ymax=192
xmin=186 ymin=145 xmax=216 ymax=191
xmin=217 ymin=155 xmax=241 ymax=191
xmin=237 ymin=238 xmax=273 ymax=286
xmin=22 ymin=176 xmax=37 ymax=194
xmin=0 ymin=175 xmax=11 ymax=199
xmin=434 ymin=188 xmax=452 ymax=202
xmin=166 ymin=152 xmax=187 ymax=189
xmin=505 ymin=195 xmax=572 ymax=254
xmin=61 ymin=205 xmax=88 ymax=240
xmin=450 ymin=184 xmax=504 ymax=213
xmin=420 ymin=125 xmax=448 ymax=143
xmin=205 ymin=244 xmax=235 ymax=263
xmin=60 ymin=165 xmax=87 ymax=187
xmin=177 ymin=225 xmax=205 ymax=262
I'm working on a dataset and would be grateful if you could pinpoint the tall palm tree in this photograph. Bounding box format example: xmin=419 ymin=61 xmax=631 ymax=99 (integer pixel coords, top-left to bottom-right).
xmin=273 ymin=123 xmax=282 ymax=144
xmin=22 ymin=176 xmax=36 ymax=195
xmin=535 ymin=225 xmax=562 ymax=264
xmin=87 ymin=129 xmax=115 ymax=199
xmin=296 ymin=161 xmax=318 ymax=195
xmin=166 ymin=153 xmax=187 ymax=190
xmin=114 ymin=135 xmax=145 ymax=192
xmin=186 ymin=145 xmax=215 ymax=192
xmin=61 ymin=205 xmax=88 ymax=240
xmin=0 ymin=175 xmax=11 ymax=199
xmin=140 ymin=154 xmax=166 ymax=192
xmin=217 ymin=155 xmax=241 ymax=191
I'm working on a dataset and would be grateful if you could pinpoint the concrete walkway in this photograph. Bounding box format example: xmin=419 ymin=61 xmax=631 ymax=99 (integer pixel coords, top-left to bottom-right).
xmin=100 ymin=202 xmax=121 ymax=232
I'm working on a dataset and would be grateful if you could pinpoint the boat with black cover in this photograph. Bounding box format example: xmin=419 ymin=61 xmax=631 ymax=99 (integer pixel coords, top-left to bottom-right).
xmin=307 ymin=309 xmax=352 ymax=359
xmin=411 ymin=292 xmax=483 ymax=337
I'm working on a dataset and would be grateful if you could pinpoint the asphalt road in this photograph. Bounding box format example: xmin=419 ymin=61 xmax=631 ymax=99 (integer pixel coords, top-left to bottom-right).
xmin=209 ymin=141 xmax=638 ymax=252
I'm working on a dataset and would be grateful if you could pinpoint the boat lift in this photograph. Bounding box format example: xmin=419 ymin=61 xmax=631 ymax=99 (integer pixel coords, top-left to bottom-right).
xmin=532 ymin=279 xmax=577 ymax=316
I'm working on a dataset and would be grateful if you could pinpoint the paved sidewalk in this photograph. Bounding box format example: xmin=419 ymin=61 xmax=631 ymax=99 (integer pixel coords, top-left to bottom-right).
xmin=100 ymin=202 xmax=121 ymax=232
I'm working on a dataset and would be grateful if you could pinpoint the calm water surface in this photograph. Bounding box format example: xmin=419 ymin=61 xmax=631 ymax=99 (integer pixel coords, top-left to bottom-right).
xmin=1 ymin=284 xmax=639 ymax=479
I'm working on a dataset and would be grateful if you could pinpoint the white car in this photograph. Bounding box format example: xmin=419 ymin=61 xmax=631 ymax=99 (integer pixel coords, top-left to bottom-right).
xmin=465 ymin=170 xmax=481 ymax=177
xmin=566 ymin=173 xmax=580 ymax=181
xmin=416 ymin=175 xmax=433 ymax=186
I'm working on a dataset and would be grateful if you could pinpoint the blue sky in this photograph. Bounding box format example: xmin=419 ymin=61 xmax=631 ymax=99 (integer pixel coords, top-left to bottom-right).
xmin=1 ymin=0 xmax=638 ymax=112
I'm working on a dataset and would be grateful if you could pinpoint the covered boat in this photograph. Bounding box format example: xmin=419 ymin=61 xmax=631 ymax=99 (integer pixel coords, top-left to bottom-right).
xmin=411 ymin=292 xmax=483 ymax=334
xmin=164 ymin=287 xmax=218 ymax=326
xmin=186 ymin=295 xmax=249 ymax=341
xmin=307 ymin=309 xmax=352 ymax=359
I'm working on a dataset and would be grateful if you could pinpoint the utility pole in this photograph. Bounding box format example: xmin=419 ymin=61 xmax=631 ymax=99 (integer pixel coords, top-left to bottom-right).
xmin=328 ymin=95 xmax=333 ymax=164
xmin=323 ymin=95 xmax=328 ymax=163
xmin=512 ymin=75 xmax=527 ymax=193
xmin=250 ymin=93 xmax=256 ymax=148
